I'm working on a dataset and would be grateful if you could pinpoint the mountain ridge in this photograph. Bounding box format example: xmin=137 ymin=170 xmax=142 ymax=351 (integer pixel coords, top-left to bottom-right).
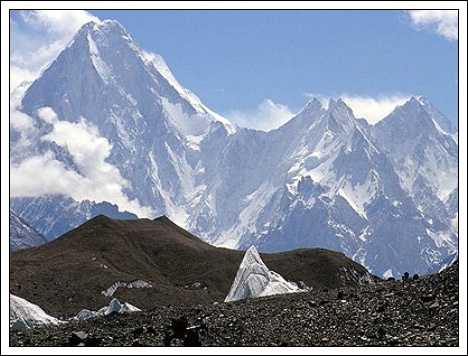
xmin=9 ymin=209 xmax=47 ymax=252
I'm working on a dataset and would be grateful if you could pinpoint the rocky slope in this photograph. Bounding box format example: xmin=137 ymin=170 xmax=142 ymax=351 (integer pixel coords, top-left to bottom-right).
xmin=9 ymin=261 xmax=458 ymax=347
xmin=9 ymin=215 xmax=374 ymax=317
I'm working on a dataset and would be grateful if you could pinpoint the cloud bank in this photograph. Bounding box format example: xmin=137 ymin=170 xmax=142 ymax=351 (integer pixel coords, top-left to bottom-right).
xmin=340 ymin=94 xmax=411 ymax=124
xmin=10 ymin=107 xmax=152 ymax=217
xmin=230 ymin=94 xmax=411 ymax=130
xmin=304 ymin=93 xmax=410 ymax=125
xmin=10 ymin=10 xmax=99 ymax=91
xmin=407 ymin=10 xmax=458 ymax=40
xmin=226 ymin=99 xmax=295 ymax=132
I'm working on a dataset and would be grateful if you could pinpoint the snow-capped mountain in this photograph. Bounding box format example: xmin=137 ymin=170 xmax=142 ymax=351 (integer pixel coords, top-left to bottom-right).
xmin=9 ymin=209 xmax=47 ymax=252
xmin=373 ymin=97 xmax=458 ymax=223
xmin=426 ymin=250 xmax=459 ymax=275
xmin=10 ymin=294 xmax=63 ymax=330
xmin=225 ymin=246 xmax=303 ymax=302
xmin=188 ymin=97 xmax=457 ymax=276
xmin=11 ymin=19 xmax=235 ymax=238
xmin=12 ymin=197 xmax=138 ymax=242
xmin=10 ymin=19 xmax=458 ymax=277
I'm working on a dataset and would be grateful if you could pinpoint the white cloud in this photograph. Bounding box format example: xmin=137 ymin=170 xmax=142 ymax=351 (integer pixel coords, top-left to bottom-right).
xmin=20 ymin=10 xmax=98 ymax=37
xmin=340 ymin=94 xmax=411 ymax=124
xmin=37 ymin=106 xmax=59 ymax=124
xmin=10 ymin=152 xmax=88 ymax=198
xmin=10 ymin=89 xmax=38 ymax=147
xmin=10 ymin=107 xmax=152 ymax=217
xmin=303 ymin=92 xmax=331 ymax=109
xmin=226 ymin=99 xmax=295 ymax=131
xmin=9 ymin=66 xmax=37 ymax=92
xmin=303 ymin=93 xmax=410 ymax=125
xmin=407 ymin=10 xmax=458 ymax=40
xmin=10 ymin=10 xmax=99 ymax=91
xmin=10 ymin=108 xmax=34 ymax=133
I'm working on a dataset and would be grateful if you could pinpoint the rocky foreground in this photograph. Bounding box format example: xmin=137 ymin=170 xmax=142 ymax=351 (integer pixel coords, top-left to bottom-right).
xmin=10 ymin=262 xmax=458 ymax=347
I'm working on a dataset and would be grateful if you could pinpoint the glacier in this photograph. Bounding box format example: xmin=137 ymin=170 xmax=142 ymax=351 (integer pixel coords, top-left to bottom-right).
xmin=10 ymin=19 xmax=458 ymax=277
xmin=225 ymin=246 xmax=304 ymax=302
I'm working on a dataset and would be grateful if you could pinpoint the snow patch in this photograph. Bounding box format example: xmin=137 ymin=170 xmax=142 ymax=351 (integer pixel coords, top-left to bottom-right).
xmin=87 ymin=33 xmax=112 ymax=83
xmin=101 ymin=279 xmax=152 ymax=297
xmin=161 ymin=97 xmax=209 ymax=139
xmin=225 ymin=246 xmax=304 ymax=302
xmin=426 ymin=228 xmax=456 ymax=248
xmin=450 ymin=213 xmax=458 ymax=233
xmin=338 ymin=187 xmax=367 ymax=219
xmin=144 ymin=51 xmax=236 ymax=134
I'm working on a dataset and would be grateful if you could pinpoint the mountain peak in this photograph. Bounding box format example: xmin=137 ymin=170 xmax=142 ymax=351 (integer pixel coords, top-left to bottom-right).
xmin=407 ymin=95 xmax=426 ymax=107
xmin=327 ymin=97 xmax=354 ymax=112
xmin=79 ymin=19 xmax=128 ymax=35
xmin=298 ymin=98 xmax=324 ymax=113
xmin=325 ymin=97 xmax=356 ymax=133
xmin=72 ymin=19 xmax=134 ymax=51
xmin=389 ymin=96 xmax=457 ymax=137
xmin=408 ymin=95 xmax=436 ymax=108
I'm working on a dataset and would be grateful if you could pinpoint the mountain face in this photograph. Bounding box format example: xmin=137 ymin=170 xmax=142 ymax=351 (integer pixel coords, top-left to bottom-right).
xmin=9 ymin=209 xmax=47 ymax=252
xmin=11 ymin=19 xmax=235 ymax=235
xmin=10 ymin=20 xmax=458 ymax=277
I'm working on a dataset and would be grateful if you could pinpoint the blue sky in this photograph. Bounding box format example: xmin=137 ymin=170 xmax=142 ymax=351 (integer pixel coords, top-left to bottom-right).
xmin=9 ymin=9 xmax=459 ymax=129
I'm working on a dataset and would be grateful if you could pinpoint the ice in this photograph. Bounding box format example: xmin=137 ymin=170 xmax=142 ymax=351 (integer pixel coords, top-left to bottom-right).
xmin=10 ymin=294 xmax=63 ymax=330
xmin=225 ymin=246 xmax=304 ymax=302
xmin=74 ymin=298 xmax=141 ymax=321
xmin=101 ymin=279 xmax=152 ymax=297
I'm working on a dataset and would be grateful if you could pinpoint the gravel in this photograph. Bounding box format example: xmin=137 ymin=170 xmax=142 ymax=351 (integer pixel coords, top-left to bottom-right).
xmin=10 ymin=261 xmax=458 ymax=347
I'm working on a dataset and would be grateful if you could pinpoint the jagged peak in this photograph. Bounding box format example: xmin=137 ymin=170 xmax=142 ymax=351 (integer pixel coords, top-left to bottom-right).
xmin=67 ymin=19 xmax=137 ymax=59
xmin=295 ymin=98 xmax=324 ymax=117
xmin=306 ymin=97 xmax=324 ymax=108
xmin=25 ymin=17 xmax=237 ymax=137
xmin=324 ymin=98 xmax=357 ymax=134
xmin=391 ymin=95 xmax=436 ymax=114
xmin=327 ymin=98 xmax=355 ymax=115
xmin=284 ymin=96 xmax=360 ymax=134
xmin=413 ymin=94 xmax=428 ymax=104
xmin=382 ymin=96 xmax=457 ymax=137
xmin=79 ymin=19 xmax=129 ymax=36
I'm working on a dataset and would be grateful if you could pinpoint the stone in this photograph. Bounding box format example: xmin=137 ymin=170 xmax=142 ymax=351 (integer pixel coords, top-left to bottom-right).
xmin=68 ymin=331 xmax=88 ymax=346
